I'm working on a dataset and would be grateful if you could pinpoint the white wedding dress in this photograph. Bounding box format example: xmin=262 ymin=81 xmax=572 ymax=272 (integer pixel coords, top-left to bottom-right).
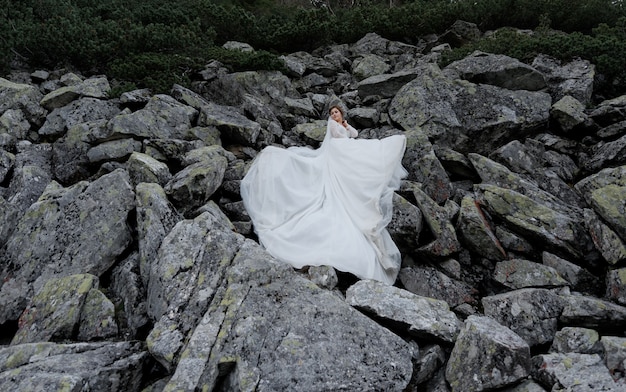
xmin=240 ymin=118 xmax=407 ymax=284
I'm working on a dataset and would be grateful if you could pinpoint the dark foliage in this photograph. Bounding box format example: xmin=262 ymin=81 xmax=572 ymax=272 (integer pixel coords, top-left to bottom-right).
xmin=1 ymin=0 xmax=625 ymax=95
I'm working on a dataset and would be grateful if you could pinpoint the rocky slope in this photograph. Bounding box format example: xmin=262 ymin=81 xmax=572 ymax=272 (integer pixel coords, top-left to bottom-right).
xmin=1 ymin=23 xmax=626 ymax=391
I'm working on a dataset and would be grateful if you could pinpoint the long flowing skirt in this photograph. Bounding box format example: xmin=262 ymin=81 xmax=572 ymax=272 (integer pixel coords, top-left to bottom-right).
xmin=240 ymin=134 xmax=407 ymax=285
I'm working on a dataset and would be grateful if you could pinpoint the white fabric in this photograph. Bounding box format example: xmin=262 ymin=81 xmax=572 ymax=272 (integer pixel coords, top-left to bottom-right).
xmin=240 ymin=118 xmax=407 ymax=284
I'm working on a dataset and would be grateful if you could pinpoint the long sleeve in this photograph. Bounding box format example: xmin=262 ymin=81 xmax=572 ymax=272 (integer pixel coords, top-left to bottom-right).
xmin=346 ymin=124 xmax=358 ymax=138
xmin=329 ymin=119 xmax=358 ymax=138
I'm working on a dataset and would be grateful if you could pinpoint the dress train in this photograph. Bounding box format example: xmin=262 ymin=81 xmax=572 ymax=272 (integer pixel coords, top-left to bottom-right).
xmin=240 ymin=119 xmax=407 ymax=284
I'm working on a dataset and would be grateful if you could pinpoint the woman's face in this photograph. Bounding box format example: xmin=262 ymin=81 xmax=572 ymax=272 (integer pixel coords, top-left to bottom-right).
xmin=330 ymin=107 xmax=343 ymax=123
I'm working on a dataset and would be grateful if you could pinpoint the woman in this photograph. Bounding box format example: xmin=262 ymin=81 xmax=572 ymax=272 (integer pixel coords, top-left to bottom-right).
xmin=329 ymin=105 xmax=358 ymax=138
xmin=240 ymin=104 xmax=407 ymax=285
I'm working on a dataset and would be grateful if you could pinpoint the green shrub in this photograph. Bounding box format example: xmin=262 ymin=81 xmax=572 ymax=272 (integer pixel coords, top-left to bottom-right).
xmin=440 ymin=16 xmax=626 ymax=97
xmin=254 ymin=8 xmax=334 ymax=52
xmin=205 ymin=47 xmax=287 ymax=73
xmin=107 ymin=52 xmax=204 ymax=93
xmin=2 ymin=0 xmax=626 ymax=98
xmin=107 ymin=48 xmax=285 ymax=94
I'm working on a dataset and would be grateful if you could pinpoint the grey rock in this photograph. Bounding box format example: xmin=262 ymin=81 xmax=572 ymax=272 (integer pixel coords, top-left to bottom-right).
xmin=0 ymin=148 xmax=14 ymax=183
xmin=198 ymin=101 xmax=261 ymax=145
xmin=390 ymin=63 xmax=551 ymax=155
xmin=164 ymin=149 xmax=228 ymax=215
xmin=532 ymin=353 xmax=619 ymax=391
xmin=60 ymin=72 xmax=83 ymax=86
xmin=435 ymin=146 xmax=478 ymax=180
xmin=77 ymin=284 xmax=119 ymax=341
xmin=500 ymin=379 xmax=548 ymax=392
xmin=30 ymin=69 xmax=49 ymax=82
xmin=589 ymin=94 xmax=626 ymax=126
xmin=600 ymin=336 xmax=626 ymax=376
xmin=194 ymin=70 xmax=300 ymax=112
xmin=357 ymin=69 xmax=419 ymax=99
xmin=219 ymin=199 xmax=249 ymax=223
xmin=399 ymin=265 xmax=478 ymax=308
xmin=135 ymin=182 xmax=183 ymax=287
xmin=439 ymin=20 xmax=482 ymax=47
xmin=488 ymin=140 xmax=587 ymax=209
xmin=405 ymin=182 xmax=460 ymax=260
xmin=482 ymin=288 xmax=565 ymax=347
xmin=87 ymin=137 xmax=142 ymax=163
xmin=532 ymin=54 xmax=596 ymax=106
xmin=598 ymin=119 xmax=626 ymax=139
xmin=456 ymin=194 xmax=507 ymax=261
xmin=293 ymin=72 xmax=333 ymax=93
xmin=0 ymin=196 xmax=18 ymax=247
xmin=574 ymin=164 xmax=626 ymax=206
xmin=0 ymin=77 xmax=46 ymax=126
xmin=550 ymin=95 xmax=589 ymax=132
xmin=284 ymin=96 xmax=317 ymax=117
xmin=280 ymin=52 xmax=307 ymax=77
xmin=346 ymin=279 xmax=461 ymax=343
xmin=584 ymin=208 xmax=626 ymax=266
xmin=145 ymin=212 xmax=245 ymax=370
xmin=242 ymin=93 xmax=283 ymax=140
xmin=347 ymin=106 xmax=379 ymax=128
xmin=550 ymin=327 xmax=601 ymax=354
xmin=222 ymin=41 xmax=254 ymax=52
xmin=412 ymin=344 xmax=447 ymax=385
xmin=286 ymin=51 xmax=338 ymax=77
xmin=541 ymin=148 xmax=580 ymax=183
xmin=38 ymin=97 xmax=120 ymax=137
xmin=560 ymin=294 xmax=626 ymax=329
xmin=606 ymin=268 xmax=626 ymax=306
xmin=172 ymin=83 xmax=261 ymax=146
xmin=0 ymin=169 xmax=134 ymax=324
xmin=6 ymin=155 xmax=52 ymax=215
xmin=444 ymin=51 xmax=546 ymax=91
xmin=152 ymin=217 xmax=414 ymax=391
xmin=589 ymin=184 xmax=626 ymax=241
xmin=40 ymin=75 xmax=111 ymax=110
xmin=351 ymin=54 xmax=391 ymax=81
xmin=108 ymin=94 xmax=197 ymax=140
xmin=352 ymin=32 xmax=396 ymax=56
xmin=307 ymin=265 xmax=339 ymax=290
xmin=52 ymin=120 xmax=108 ymax=183
xmin=0 ymin=341 xmax=151 ymax=392
xmin=493 ymin=259 xmax=569 ymax=289
xmin=143 ymin=138 xmax=204 ymax=164
xmin=496 ymin=225 xmax=536 ymax=256
xmin=11 ymin=273 xmax=113 ymax=344
xmin=542 ymin=251 xmax=601 ymax=295
xmin=475 ymin=184 xmax=589 ymax=259
xmin=403 ymin=127 xmax=453 ymax=203
xmin=196 ymin=59 xmax=229 ymax=82
xmin=109 ymin=252 xmax=150 ymax=339
xmin=127 ymin=151 xmax=172 ymax=187
xmin=585 ymin=134 xmax=626 ymax=172
xmin=388 ymin=192 xmax=423 ymax=250
xmin=445 ymin=315 xmax=531 ymax=392
xmin=0 ymin=108 xmax=30 ymax=139
xmin=293 ymin=119 xmax=327 ymax=143
xmin=119 ymin=88 xmax=152 ymax=105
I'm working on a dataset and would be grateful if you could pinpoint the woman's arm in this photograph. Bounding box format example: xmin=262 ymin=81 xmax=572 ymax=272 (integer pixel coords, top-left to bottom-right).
xmin=328 ymin=118 xmax=358 ymax=138
xmin=346 ymin=123 xmax=358 ymax=138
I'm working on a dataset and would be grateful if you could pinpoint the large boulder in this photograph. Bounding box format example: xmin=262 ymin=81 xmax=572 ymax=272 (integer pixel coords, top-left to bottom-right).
xmin=389 ymin=63 xmax=552 ymax=155
xmin=0 ymin=169 xmax=134 ymax=324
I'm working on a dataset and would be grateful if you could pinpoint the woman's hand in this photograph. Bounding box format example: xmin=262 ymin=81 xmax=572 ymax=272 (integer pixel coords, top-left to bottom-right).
xmin=342 ymin=120 xmax=348 ymax=128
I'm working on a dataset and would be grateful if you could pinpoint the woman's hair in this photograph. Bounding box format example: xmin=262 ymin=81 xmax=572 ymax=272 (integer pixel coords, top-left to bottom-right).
xmin=328 ymin=105 xmax=344 ymax=116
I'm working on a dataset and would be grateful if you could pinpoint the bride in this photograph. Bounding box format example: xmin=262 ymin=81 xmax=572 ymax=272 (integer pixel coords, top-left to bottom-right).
xmin=240 ymin=104 xmax=407 ymax=285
